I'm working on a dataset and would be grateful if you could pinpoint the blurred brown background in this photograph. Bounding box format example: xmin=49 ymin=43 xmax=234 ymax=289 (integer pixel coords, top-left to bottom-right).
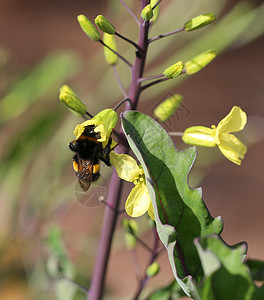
xmin=0 ymin=0 xmax=264 ymax=299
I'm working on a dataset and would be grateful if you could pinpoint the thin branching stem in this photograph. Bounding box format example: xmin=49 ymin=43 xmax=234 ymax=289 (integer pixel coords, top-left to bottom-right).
xmin=168 ymin=131 xmax=184 ymax=136
xmin=113 ymin=97 xmax=133 ymax=111
xmin=149 ymin=27 xmax=185 ymax=43
xmin=133 ymin=227 xmax=160 ymax=300
xmin=141 ymin=77 xmax=169 ymax=91
xmin=119 ymin=0 xmax=141 ymax=25
xmin=152 ymin=0 xmax=162 ymax=10
xmin=112 ymin=65 xmax=128 ymax=98
xmin=85 ymin=111 xmax=94 ymax=119
xmin=115 ymin=31 xmax=143 ymax=53
xmin=130 ymin=249 xmax=141 ymax=280
xmin=138 ymin=73 xmax=164 ymax=83
xmin=99 ymin=40 xmax=132 ymax=68
xmin=135 ymin=235 xmax=153 ymax=253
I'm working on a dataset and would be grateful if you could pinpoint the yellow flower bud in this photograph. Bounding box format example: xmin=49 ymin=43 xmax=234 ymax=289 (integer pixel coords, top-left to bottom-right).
xmin=95 ymin=15 xmax=115 ymax=35
xmin=141 ymin=4 xmax=153 ymax=21
xmin=146 ymin=262 xmax=160 ymax=277
xmin=103 ymin=33 xmax=118 ymax=65
xmin=185 ymin=50 xmax=217 ymax=75
xmin=154 ymin=94 xmax=183 ymax=122
xmin=184 ymin=13 xmax=216 ymax=31
xmin=59 ymin=85 xmax=87 ymax=116
xmin=77 ymin=14 xmax=100 ymax=42
xmin=163 ymin=61 xmax=184 ymax=79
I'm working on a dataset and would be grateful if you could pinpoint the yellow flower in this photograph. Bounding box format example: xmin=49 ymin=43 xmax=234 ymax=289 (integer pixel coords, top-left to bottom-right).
xmin=74 ymin=109 xmax=118 ymax=148
xmin=182 ymin=106 xmax=247 ymax=165
xmin=109 ymin=152 xmax=154 ymax=220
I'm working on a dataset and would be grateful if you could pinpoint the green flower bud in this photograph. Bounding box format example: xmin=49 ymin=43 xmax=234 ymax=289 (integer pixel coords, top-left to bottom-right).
xmin=122 ymin=219 xmax=138 ymax=235
xmin=185 ymin=49 xmax=217 ymax=75
xmin=95 ymin=15 xmax=115 ymax=35
xmin=154 ymin=94 xmax=183 ymax=122
xmin=184 ymin=13 xmax=216 ymax=31
xmin=77 ymin=14 xmax=100 ymax=42
xmin=141 ymin=4 xmax=153 ymax=21
xmin=150 ymin=0 xmax=160 ymax=23
xmin=146 ymin=262 xmax=160 ymax=277
xmin=122 ymin=214 xmax=139 ymax=250
xmin=163 ymin=61 xmax=184 ymax=79
xmin=103 ymin=33 xmax=118 ymax=65
xmin=59 ymin=85 xmax=86 ymax=116
xmin=125 ymin=233 xmax=137 ymax=250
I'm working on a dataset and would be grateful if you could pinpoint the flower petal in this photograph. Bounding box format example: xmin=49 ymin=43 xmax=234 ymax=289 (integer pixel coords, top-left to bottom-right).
xmin=109 ymin=152 xmax=141 ymax=182
xmin=125 ymin=183 xmax=151 ymax=218
xmin=92 ymin=109 xmax=118 ymax=142
xmin=148 ymin=201 xmax=155 ymax=220
xmin=73 ymin=109 xmax=118 ymax=146
xmin=218 ymin=133 xmax=247 ymax=165
xmin=74 ymin=120 xmax=93 ymax=139
xmin=182 ymin=126 xmax=217 ymax=147
xmin=216 ymin=106 xmax=247 ymax=134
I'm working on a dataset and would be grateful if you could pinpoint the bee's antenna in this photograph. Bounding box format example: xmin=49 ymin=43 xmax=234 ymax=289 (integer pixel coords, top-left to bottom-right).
xmin=113 ymin=97 xmax=133 ymax=111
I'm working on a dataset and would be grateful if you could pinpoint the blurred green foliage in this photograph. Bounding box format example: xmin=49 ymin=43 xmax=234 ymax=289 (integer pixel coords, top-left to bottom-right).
xmin=0 ymin=1 xmax=263 ymax=299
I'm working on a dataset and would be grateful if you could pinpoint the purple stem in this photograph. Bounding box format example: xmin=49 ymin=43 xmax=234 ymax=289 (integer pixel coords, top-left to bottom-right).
xmin=152 ymin=0 xmax=162 ymax=10
xmin=141 ymin=77 xmax=169 ymax=91
xmin=138 ymin=73 xmax=164 ymax=83
xmin=88 ymin=162 xmax=125 ymax=300
xmin=88 ymin=1 xmax=150 ymax=299
xmin=115 ymin=31 xmax=143 ymax=53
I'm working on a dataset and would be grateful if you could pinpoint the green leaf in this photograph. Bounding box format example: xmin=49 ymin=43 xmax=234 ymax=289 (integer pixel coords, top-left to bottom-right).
xmin=246 ymin=259 xmax=264 ymax=282
xmin=146 ymin=280 xmax=185 ymax=300
xmin=121 ymin=111 xmax=223 ymax=297
xmin=195 ymin=235 xmax=264 ymax=300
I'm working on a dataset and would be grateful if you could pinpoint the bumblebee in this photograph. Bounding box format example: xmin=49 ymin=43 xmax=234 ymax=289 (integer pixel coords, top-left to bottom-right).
xmin=69 ymin=125 xmax=112 ymax=191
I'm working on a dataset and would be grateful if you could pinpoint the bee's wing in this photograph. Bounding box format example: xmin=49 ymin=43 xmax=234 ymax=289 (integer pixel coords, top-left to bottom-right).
xmin=78 ymin=178 xmax=92 ymax=192
xmin=75 ymin=155 xmax=94 ymax=191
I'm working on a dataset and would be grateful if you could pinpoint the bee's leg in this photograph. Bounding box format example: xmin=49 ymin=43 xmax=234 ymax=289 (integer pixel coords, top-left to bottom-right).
xmin=69 ymin=140 xmax=77 ymax=152
xmin=99 ymin=136 xmax=114 ymax=166
xmin=92 ymin=171 xmax=100 ymax=181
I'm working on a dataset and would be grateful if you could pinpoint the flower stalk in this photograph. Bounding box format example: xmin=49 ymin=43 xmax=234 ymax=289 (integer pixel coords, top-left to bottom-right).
xmin=88 ymin=1 xmax=151 ymax=299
